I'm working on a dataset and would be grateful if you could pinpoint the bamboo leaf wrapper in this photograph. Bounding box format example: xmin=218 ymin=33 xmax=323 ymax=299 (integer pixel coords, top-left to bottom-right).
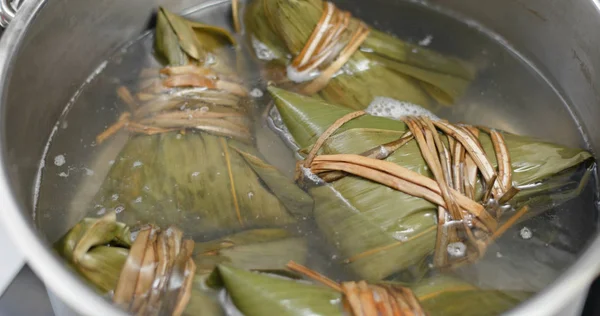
xmin=269 ymin=87 xmax=592 ymax=281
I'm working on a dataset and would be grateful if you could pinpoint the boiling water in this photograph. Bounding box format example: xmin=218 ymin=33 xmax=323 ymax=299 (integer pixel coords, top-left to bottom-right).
xmin=34 ymin=0 xmax=598 ymax=313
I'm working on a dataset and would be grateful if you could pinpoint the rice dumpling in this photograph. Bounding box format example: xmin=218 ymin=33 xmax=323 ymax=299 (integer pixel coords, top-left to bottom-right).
xmin=56 ymin=213 xmax=310 ymax=315
xmin=207 ymin=262 xmax=528 ymax=316
xmin=269 ymin=87 xmax=593 ymax=281
xmin=92 ymin=8 xmax=312 ymax=235
xmin=243 ymin=0 xmax=475 ymax=109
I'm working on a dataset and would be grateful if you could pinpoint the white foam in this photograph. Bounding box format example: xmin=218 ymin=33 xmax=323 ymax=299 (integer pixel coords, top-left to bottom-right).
xmin=286 ymin=64 xmax=320 ymax=83
xmin=418 ymin=35 xmax=433 ymax=46
xmin=366 ymin=96 xmax=439 ymax=121
xmin=251 ymin=36 xmax=276 ymax=61
xmin=250 ymin=88 xmax=264 ymax=98
xmin=53 ymin=155 xmax=66 ymax=167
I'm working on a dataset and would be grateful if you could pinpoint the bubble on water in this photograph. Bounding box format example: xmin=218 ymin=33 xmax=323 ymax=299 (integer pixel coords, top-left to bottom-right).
xmin=248 ymin=191 xmax=254 ymax=199
xmin=366 ymin=97 xmax=439 ymax=121
xmin=286 ymin=65 xmax=320 ymax=83
xmin=176 ymin=134 xmax=183 ymax=140
xmin=108 ymin=160 xmax=115 ymax=165
xmin=115 ymin=205 xmax=125 ymax=214
xmin=520 ymin=227 xmax=533 ymax=240
xmin=250 ymin=88 xmax=264 ymax=98
xmin=251 ymin=36 xmax=276 ymax=61
xmin=191 ymin=172 xmax=200 ymax=177
xmin=418 ymin=34 xmax=433 ymax=46
xmin=97 ymin=208 xmax=106 ymax=215
xmin=84 ymin=168 xmax=95 ymax=176
xmin=205 ymin=53 xmax=216 ymax=65
xmin=496 ymin=252 xmax=503 ymax=258
xmin=134 ymin=197 xmax=142 ymax=203
xmin=58 ymin=172 xmax=69 ymax=178
xmin=61 ymin=121 xmax=68 ymax=129
xmin=200 ymin=106 xmax=209 ymax=112
xmin=54 ymin=154 xmax=66 ymax=166
xmin=392 ymin=231 xmax=409 ymax=242
xmin=111 ymin=194 xmax=119 ymax=201
xmin=447 ymin=242 xmax=467 ymax=258
xmin=132 ymin=161 xmax=143 ymax=168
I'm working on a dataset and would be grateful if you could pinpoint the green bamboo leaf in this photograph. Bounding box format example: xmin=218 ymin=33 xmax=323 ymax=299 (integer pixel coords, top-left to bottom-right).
xmin=91 ymin=133 xmax=296 ymax=236
xmin=76 ymin=246 xmax=130 ymax=294
xmin=159 ymin=7 xmax=205 ymax=61
xmin=230 ymin=141 xmax=314 ymax=216
xmin=155 ymin=8 xmax=236 ymax=67
xmin=212 ymin=265 xmax=342 ymax=316
xmin=54 ymin=212 xmax=131 ymax=293
xmin=194 ymin=229 xmax=308 ymax=273
xmin=269 ymin=88 xmax=592 ymax=280
xmin=246 ymin=0 xmax=476 ymax=108
xmin=183 ymin=276 xmax=225 ymax=316
xmin=155 ymin=8 xmax=189 ymax=66
xmin=412 ymin=275 xmax=532 ymax=316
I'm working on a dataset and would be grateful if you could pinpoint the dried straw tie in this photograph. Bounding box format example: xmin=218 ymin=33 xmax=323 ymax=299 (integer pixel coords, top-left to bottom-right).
xmin=114 ymin=225 xmax=196 ymax=316
xmin=298 ymin=110 xmax=530 ymax=268
xmin=288 ymin=1 xmax=370 ymax=95
xmin=287 ymin=261 xmax=426 ymax=316
xmin=96 ymin=65 xmax=251 ymax=144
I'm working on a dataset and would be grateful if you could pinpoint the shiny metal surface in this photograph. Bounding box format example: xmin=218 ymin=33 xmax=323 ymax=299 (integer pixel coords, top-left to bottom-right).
xmin=0 ymin=0 xmax=23 ymax=27
xmin=0 ymin=0 xmax=598 ymax=315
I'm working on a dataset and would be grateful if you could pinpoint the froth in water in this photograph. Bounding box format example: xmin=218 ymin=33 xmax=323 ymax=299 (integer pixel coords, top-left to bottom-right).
xmin=366 ymin=96 xmax=439 ymax=121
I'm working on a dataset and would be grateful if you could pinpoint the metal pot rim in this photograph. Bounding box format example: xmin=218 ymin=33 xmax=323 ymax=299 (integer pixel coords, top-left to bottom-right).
xmin=0 ymin=0 xmax=598 ymax=315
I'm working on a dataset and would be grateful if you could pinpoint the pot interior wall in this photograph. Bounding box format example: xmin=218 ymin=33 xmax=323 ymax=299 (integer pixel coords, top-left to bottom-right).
xmin=1 ymin=0 xmax=599 ymax=313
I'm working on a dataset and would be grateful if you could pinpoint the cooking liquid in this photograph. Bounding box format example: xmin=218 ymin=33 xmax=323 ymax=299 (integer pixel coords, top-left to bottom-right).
xmin=34 ymin=0 xmax=598 ymax=314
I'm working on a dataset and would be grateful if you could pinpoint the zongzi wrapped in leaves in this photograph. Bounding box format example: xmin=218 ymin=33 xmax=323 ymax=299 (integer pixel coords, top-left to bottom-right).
xmin=92 ymin=9 xmax=311 ymax=235
xmin=208 ymin=262 xmax=526 ymax=316
xmin=243 ymin=0 xmax=475 ymax=109
xmin=55 ymin=213 xmax=197 ymax=315
xmin=57 ymin=213 xmax=310 ymax=315
xmin=269 ymin=87 xmax=593 ymax=281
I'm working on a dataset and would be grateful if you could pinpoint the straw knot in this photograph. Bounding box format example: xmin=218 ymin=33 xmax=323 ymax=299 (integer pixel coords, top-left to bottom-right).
xmin=96 ymin=65 xmax=252 ymax=144
xmin=288 ymin=1 xmax=370 ymax=95
xmin=287 ymin=261 xmax=426 ymax=316
xmin=298 ymin=112 xmax=529 ymax=269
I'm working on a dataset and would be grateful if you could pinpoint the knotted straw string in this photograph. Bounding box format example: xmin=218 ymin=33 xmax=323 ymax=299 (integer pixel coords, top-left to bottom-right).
xmin=297 ymin=111 xmax=529 ymax=268
xmin=96 ymin=65 xmax=251 ymax=144
xmin=287 ymin=261 xmax=426 ymax=316
xmin=288 ymin=2 xmax=370 ymax=95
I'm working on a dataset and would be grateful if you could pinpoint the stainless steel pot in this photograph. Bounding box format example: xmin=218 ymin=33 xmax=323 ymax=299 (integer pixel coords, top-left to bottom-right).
xmin=0 ymin=0 xmax=598 ymax=315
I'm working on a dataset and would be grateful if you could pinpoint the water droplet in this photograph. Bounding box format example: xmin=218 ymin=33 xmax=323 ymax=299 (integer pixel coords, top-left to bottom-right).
xmin=191 ymin=172 xmax=200 ymax=177
xmin=392 ymin=231 xmax=409 ymax=242
xmin=496 ymin=252 xmax=503 ymax=258
xmin=134 ymin=197 xmax=142 ymax=203
xmin=97 ymin=208 xmax=106 ymax=215
xmin=447 ymin=242 xmax=466 ymax=258
xmin=132 ymin=161 xmax=143 ymax=168
xmin=58 ymin=172 xmax=69 ymax=178
xmin=115 ymin=206 xmax=125 ymax=214
xmin=111 ymin=194 xmax=119 ymax=201
xmin=520 ymin=227 xmax=533 ymax=240
xmin=54 ymin=154 xmax=66 ymax=166
xmin=250 ymin=88 xmax=264 ymax=98
xmin=84 ymin=168 xmax=94 ymax=176
xmin=200 ymin=106 xmax=209 ymax=112
xmin=108 ymin=160 xmax=115 ymax=165
xmin=248 ymin=191 xmax=254 ymax=199
xmin=176 ymin=134 xmax=183 ymax=139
